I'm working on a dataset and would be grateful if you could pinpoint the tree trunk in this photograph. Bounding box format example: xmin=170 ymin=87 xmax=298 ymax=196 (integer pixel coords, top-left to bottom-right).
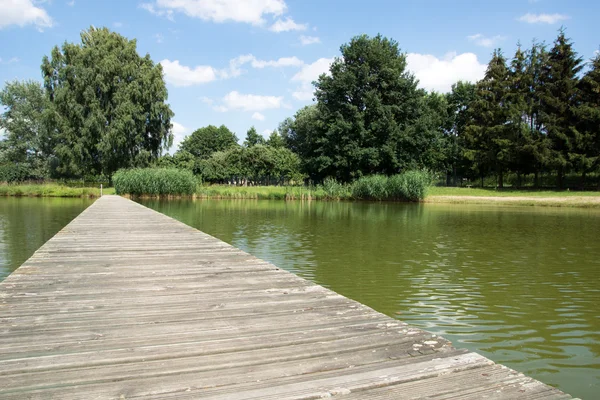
xmin=452 ymin=165 xmax=457 ymax=187
xmin=534 ymin=170 xmax=539 ymax=189
xmin=581 ymin=171 xmax=586 ymax=191
xmin=480 ymin=171 xmax=484 ymax=188
xmin=557 ymin=166 xmax=564 ymax=190
xmin=516 ymin=171 xmax=522 ymax=189
xmin=498 ymin=169 xmax=504 ymax=189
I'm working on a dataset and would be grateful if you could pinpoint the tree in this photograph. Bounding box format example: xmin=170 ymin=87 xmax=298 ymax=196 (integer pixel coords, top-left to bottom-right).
xmin=575 ymin=51 xmax=600 ymax=187
xmin=179 ymin=124 xmax=238 ymax=159
xmin=244 ymin=126 xmax=265 ymax=147
xmin=538 ymin=30 xmax=584 ymax=188
xmin=445 ymin=81 xmax=476 ymax=184
xmin=312 ymin=34 xmax=423 ymax=181
xmin=266 ymin=130 xmax=284 ymax=148
xmin=465 ymin=50 xmax=512 ymax=187
xmin=41 ymin=26 xmax=173 ymax=178
xmin=0 ymin=80 xmax=52 ymax=178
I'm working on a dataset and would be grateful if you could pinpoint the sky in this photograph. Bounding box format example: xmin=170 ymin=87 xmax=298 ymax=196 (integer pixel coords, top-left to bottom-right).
xmin=1 ymin=0 xmax=599 ymax=152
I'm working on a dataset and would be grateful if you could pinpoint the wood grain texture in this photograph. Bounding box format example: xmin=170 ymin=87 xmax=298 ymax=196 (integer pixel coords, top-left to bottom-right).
xmin=0 ymin=195 xmax=575 ymax=399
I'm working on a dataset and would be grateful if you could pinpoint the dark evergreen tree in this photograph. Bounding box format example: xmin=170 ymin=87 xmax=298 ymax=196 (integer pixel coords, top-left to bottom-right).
xmin=465 ymin=50 xmax=511 ymax=187
xmin=538 ymin=30 xmax=584 ymax=188
xmin=575 ymin=51 xmax=600 ymax=187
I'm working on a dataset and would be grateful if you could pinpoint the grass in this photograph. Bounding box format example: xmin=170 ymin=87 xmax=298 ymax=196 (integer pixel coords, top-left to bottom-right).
xmin=113 ymin=168 xmax=196 ymax=196
xmin=428 ymin=186 xmax=600 ymax=197
xmin=426 ymin=186 xmax=600 ymax=208
xmin=0 ymin=183 xmax=114 ymax=197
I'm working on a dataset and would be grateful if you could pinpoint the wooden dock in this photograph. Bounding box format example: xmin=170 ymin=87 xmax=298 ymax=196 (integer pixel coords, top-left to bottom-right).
xmin=0 ymin=195 xmax=574 ymax=399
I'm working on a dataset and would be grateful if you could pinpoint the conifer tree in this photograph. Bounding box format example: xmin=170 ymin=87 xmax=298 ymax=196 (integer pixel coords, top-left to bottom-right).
xmin=575 ymin=52 xmax=600 ymax=187
xmin=538 ymin=29 xmax=583 ymax=188
xmin=465 ymin=50 xmax=511 ymax=187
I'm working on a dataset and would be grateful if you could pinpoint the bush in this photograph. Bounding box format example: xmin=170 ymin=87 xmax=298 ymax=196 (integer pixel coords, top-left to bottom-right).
xmin=0 ymin=164 xmax=33 ymax=183
xmin=350 ymin=171 xmax=430 ymax=201
xmin=113 ymin=168 xmax=196 ymax=196
xmin=319 ymin=177 xmax=349 ymax=200
xmin=351 ymin=175 xmax=389 ymax=200
xmin=387 ymin=170 xmax=431 ymax=201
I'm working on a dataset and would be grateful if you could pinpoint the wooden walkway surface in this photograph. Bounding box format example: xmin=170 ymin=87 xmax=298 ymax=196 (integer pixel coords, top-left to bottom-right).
xmin=0 ymin=195 xmax=575 ymax=399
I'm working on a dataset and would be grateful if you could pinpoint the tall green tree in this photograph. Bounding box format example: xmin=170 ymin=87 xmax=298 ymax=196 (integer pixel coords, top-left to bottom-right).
xmin=575 ymin=51 xmax=600 ymax=186
xmin=244 ymin=126 xmax=265 ymax=147
xmin=41 ymin=26 xmax=173 ymax=177
xmin=312 ymin=34 xmax=423 ymax=181
xmin=0 ymin=80 xmax=52 ymax=177
xmin=538 ymin=30 xmax=584 ymax=188
xmin=266 ymin=130 xmax=284 ymax=148
xmin=445 ymin=81 xmax=476 ymax=184
xmin=178 ymin=124 xmax=238 ymax=159
xmin=465 ymin=50 xmax=511 ymax=187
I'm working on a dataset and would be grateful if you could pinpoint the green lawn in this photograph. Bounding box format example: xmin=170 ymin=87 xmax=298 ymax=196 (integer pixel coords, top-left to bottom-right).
xmin=0 ymin=184 xmax=114 ymax=197
xmin=427 ymin=186 xmax=600 ymax=197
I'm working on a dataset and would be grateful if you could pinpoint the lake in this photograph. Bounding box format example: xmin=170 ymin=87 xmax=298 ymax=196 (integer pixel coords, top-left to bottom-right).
xmin=1 ymin=197 xmax=599 ymax=398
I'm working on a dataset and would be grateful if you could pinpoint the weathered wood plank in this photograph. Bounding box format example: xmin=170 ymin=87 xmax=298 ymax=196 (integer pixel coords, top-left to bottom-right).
xmin=0 ymin=195 xmax=574 ymax=399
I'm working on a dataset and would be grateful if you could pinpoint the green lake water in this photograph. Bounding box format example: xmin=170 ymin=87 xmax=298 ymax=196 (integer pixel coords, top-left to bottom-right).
xmin=139 ymin=199 xmax=600 ymax=399
xmin=0 ymin=197 xmax=598 ymax=398
xmin=0 ymin=197 xmax=93 ymax=281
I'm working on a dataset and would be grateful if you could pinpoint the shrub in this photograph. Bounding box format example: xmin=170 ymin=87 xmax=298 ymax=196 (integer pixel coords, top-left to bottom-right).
xmin=320 ymin=177 xmax=348 ymax=200
xmin=350 ymin=171 xmax=430 ymax=201
xmin=113 ymin=168 xmax=196 ymax=196
xmin=351 ymin=175 xmax=389 ymax=200
xmin=387 ymin=170 xmax=431 ymax=201
xmin=0 ymin=164 xmax=33 ymax=183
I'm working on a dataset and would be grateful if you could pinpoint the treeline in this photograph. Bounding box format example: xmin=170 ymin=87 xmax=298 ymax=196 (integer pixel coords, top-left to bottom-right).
xmin=0 ymin=27 xmax=173 ymax=182
xmin=1 ymin=28 xmax=599 ymax=190
xmin=157 ymin=125 xmax=304 ymax=185
xmin=275 ymin=31 xmax=600 ymax=189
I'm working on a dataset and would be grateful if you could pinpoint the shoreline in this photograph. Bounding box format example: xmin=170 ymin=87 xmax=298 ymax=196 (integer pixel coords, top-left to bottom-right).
xmin=3 ymin=184 xmax=600 ymax=208
xmin=425 ymin=195 xmax=600 ymax=208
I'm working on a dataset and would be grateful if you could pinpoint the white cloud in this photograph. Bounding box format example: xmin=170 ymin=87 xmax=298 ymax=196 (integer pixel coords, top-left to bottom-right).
xmin=269 ymin=17 xmax=307 ymax=32
xmin=169 ymin=121 xmax=189 ymax=153
xmin=213 ymin=105 xmax=228 ymax=112
xmin=200 ymin=96 xmax=214 ymax=105
xmin=251 ymin=56 xmax=304 ymax=68
xmin=406 ymin=52 xmax=486 ymax=93
xmin=0 ymin=0 xmax=53 ymax=30
xmin=67 ymin=0 xmax=75 ymax=6
xmin=300 ymin=35 xmax=320 ymax=45
xmin=160 ymin=59 xmax=218 ymax=86
xmin=252 ymin=112 xmax=266 ymax=121
xmin=144 ymin=0 xmax=286 ymax=25
xmin=222 ymin=91 xmax=283 ymax=111
xmin=518 ymin=13 xmax=569 ymax=24
xmin=262 ymin=129 xmax=272 ymax=136
xmin=113 ymin=22 xmax=123 ymax=28
xmin=291 ymin=57 xmax=334 ymax=101
xmin=467 ymin=33 xmax=506 ymax=48
xmin=0 ymin=57 xmax=19 ymax=64
xmin=140 ymin=3 xmax=174 ymax=20
xmin=155 ymin=33 xmax=164 ymax=43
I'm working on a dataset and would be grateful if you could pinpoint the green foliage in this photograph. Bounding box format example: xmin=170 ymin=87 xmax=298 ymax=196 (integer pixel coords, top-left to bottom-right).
xmin=197 ymin=145 xmax=303 ymax=185
xmin=113 ymin=168 xmax=196 ymax=196
xmin=320 ymin=177 xmax=349 ymax=200
xmin=179 ymin=125 xmax=238 ymax=159
xmin=266 ymin=130 xmax=284 ymax=148
xmin=0 ymin=164 xmax=34 ymax=183
xmin=0 ymin=80 xmax=52 ymax=178
xmin=387 ymin=170 xmax=431 ymax=201
xmin=244 ymin=126 xmax=265 ymax=147
xmin=351 ymin=171 xmax=430 ymax=201
xmin=41 ymin=26 xmax=173 ymax=178
xmin=309 ymin=34 xmax=424 ymax=181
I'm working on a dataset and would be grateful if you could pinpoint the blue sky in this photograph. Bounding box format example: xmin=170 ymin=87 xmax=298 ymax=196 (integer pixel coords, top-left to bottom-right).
xmin=1 ymin=0 xmax=599 ymax=152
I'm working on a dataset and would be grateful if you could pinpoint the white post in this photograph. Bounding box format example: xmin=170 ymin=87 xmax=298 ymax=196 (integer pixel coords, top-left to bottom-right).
xmin=100 ymin=184 xmax=103 ymax=197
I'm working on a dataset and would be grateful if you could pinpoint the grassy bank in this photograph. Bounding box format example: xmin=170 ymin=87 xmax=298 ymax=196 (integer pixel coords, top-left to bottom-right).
xmin=0 ymin=184 xmax=114 ymax=197
xmin=427 ymin=187 xmax=600 ymax=208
